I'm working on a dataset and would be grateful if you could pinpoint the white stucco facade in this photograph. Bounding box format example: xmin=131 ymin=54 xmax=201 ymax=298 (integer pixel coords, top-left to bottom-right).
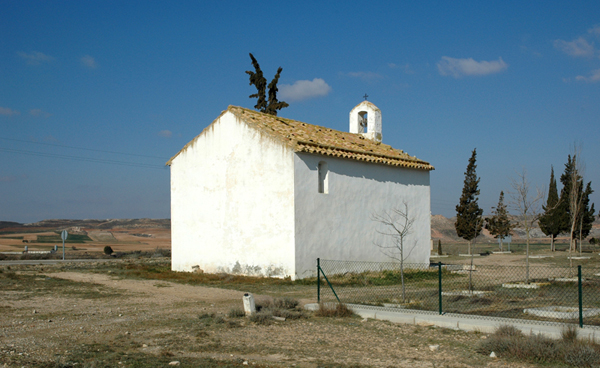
xmin=169 ymin=103 xmax=433 ymax=280
xmin=293 ymin=153 xmax=431 ymax=278
xmin=170 ymin=111 xmax=296 ymax=277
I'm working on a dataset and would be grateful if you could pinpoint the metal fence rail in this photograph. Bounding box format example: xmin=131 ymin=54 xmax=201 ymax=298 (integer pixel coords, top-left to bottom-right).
xmin=316 ymin=259 xmax=600 ymax=328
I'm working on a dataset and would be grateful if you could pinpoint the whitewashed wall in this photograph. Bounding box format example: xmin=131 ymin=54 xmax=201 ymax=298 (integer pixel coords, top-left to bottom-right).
xmin=170 ymin=112 xmax=296 ymax=277
xmin=293 ymin=153 xmax=431 ymax=278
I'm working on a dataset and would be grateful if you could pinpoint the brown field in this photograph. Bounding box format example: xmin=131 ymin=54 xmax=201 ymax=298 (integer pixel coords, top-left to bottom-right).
xmin=0 ymin=227 xmax=170 ymax=254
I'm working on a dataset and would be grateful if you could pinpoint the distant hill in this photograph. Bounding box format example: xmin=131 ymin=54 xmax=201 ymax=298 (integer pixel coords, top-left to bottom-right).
xmin=0 ymin=221 xmax=24 ymax=229
xmin=2 ymin=216 xmax=598 ymax=242
xmin=431 ymin=214 xmax=600 ymax=244
xmin=0 ymin=219 xmax=170 ymax=230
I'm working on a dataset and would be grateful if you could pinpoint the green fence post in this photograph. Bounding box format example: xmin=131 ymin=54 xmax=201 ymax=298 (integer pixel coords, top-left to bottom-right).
xmin=578 ymin=265 xmax=583 ymax=328
xmin=438 ymin=262 xmax=442 ymax=315
xmin=317 ymin=258 xmax=321 ymax=303
xmin=318 ymin=262 xmax=341 ymax=304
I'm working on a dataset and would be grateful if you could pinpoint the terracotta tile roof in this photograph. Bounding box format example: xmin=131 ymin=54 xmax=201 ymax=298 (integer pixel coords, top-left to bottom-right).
xmin=167 ymin=105 xmax=434 ymax=171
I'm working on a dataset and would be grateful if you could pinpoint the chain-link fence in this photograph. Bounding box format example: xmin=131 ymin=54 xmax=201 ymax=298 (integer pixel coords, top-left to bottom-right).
xmin=317 ymin=259 xmax=600 ymax=328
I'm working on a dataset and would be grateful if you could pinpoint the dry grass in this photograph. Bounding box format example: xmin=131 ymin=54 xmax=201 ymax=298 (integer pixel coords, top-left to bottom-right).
xmin=227 ymin=307 xmax=246 ymax=318
xmin=478 ymin=324 xmax=600 ymax=367
xmin=314 ymin=303 xmax=355 ymax=318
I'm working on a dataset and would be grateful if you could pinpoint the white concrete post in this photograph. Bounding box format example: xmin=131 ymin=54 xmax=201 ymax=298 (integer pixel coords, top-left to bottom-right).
xmin=243 ymin=293 xmax=256 ymax=315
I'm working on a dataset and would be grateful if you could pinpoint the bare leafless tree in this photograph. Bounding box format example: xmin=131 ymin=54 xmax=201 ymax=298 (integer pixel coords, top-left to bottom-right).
xmin=510 ymin=168 xmax=545 ymax=284
xmin=372 ymin=202 xmax=417 ymax=302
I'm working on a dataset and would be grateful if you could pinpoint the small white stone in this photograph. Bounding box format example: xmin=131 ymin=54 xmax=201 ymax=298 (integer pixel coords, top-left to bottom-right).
xmin=490 ymin=351 xmax=497 ymax=358
xmin=168 ymin=362 xmax=180 ymax=366
xmin=429 ymin=344 xmax=440 ymax=352
xmin=142 ymin=344 xmax=148 ymax=348
xmin=243 ymin=361 xmax=248 ymax=365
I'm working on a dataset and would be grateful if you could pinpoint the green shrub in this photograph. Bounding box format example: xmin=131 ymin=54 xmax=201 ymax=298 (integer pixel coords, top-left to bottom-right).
xmin=103 ymin=246 xmax=114 ymax=255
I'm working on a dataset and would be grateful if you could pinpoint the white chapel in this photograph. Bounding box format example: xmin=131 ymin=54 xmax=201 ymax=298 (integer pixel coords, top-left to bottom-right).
xmin=167 ymin=101 xmax=434 ymax=279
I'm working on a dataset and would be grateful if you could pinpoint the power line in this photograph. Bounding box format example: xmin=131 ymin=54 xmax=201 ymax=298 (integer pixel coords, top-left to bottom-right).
xmin=0 ymin=147 xmax=166 ymax=170
xmin=0 ymin=136 xmax=169 ymax=160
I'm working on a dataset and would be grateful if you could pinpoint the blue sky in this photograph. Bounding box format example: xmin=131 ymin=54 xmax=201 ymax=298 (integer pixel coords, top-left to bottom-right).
xmin=1 ymin=1 xmax=599 ymax=223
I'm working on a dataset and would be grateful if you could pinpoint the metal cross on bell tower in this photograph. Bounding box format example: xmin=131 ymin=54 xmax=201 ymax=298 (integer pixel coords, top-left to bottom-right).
xmin=363 ymin=93 xmax=369 ymax=101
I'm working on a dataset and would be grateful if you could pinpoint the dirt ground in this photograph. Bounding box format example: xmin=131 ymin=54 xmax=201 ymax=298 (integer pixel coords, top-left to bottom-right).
xmin=0 ymin=260 xmax=542 ymax=368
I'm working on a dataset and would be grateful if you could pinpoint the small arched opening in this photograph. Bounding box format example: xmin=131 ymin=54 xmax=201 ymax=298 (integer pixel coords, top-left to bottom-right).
xmin=318 ymin=161 xmax=329 ymax=194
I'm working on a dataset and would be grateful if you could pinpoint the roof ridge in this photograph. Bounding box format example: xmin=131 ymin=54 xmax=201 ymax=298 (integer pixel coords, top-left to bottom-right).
xmin=168 ymin=105 xmax=434 ymax=171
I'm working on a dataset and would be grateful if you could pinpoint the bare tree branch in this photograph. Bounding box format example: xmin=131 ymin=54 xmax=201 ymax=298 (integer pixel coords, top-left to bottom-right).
xmin=371 ymin=202 xmax=417 ymax=302
xmin=509 ymin=167 xmax=544 ymax=284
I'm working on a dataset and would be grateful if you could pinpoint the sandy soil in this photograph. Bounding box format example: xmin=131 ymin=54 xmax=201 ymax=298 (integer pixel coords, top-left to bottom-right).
xmin=0 ymin=262 xmax=538 ymax=368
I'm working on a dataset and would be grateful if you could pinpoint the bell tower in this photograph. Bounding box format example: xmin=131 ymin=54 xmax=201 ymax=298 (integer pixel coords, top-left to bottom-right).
xmin=349 ymin=101 xmax=382 ymax=142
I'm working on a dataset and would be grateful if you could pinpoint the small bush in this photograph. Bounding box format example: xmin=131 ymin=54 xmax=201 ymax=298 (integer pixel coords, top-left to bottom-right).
xmin=564 ymin=344 xmax=600 ymax=368
xmin=249 ymin=310 xmax=273 ymax=325
xmin=227 ymin=307 xmax=246 ymax=318
xmin=314 ymin=303 xmax=355 ymax=318
xmin=103 ymin=246 xmax=114 ymax=255
xmin=478 ymin=324 xmax=600 ymax=367
xmin=562 ymin=324 xmax=578 ymax=343
xmin=254 ymin=297 xmax=273 ymax=312
xmin=273 ymin=297 xmax=299 ymax=310
xmin=495 ymin=325 xmax=523 ymax=338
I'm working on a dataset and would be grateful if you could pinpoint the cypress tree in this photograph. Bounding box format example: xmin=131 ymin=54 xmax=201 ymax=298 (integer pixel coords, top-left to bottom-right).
xmin=246 ymin=53 xmax=289 ymax=116
xmin=455 ymin=148 xmax=483 ymax=254
xmin=539 ymin=166 xmax=562 ymax=251
xmin=559 ymin=155 xmax=579 ymax=249
xmin=485 ymin=191 xmax=512 ymax=252
xmin=578 ymin=182 xmax=595 ymax=242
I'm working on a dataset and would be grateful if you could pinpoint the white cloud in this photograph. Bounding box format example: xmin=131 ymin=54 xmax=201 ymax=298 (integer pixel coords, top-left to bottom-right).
xmin=589 ymin=25 xmax=600 ymax=36
xmin=388 ymin=63 xmax=415 ymax=74
xmin=553 ymin=37 xmax=595 ymax=57
xmin=158 ymin=130 xmax=172 ymax=138
xmin=278 ymin=78 xmax=332 ymax=101
xmin=0 ymin=107 xmax=20 ymax=116
xmin=575 ymin=69 xmax=600 ymax=83
xmin=30 ymin=109 xmax=52 ymax=118
xmin=437 ymin=56 xmax=508 ymax=78
xmin=80 ymin=55 xmax=97 ymax=69
xmin=346 ymin=71 xmax=384 ymax=82
xmin=17 ymin=51 xmax=54 ymax=65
